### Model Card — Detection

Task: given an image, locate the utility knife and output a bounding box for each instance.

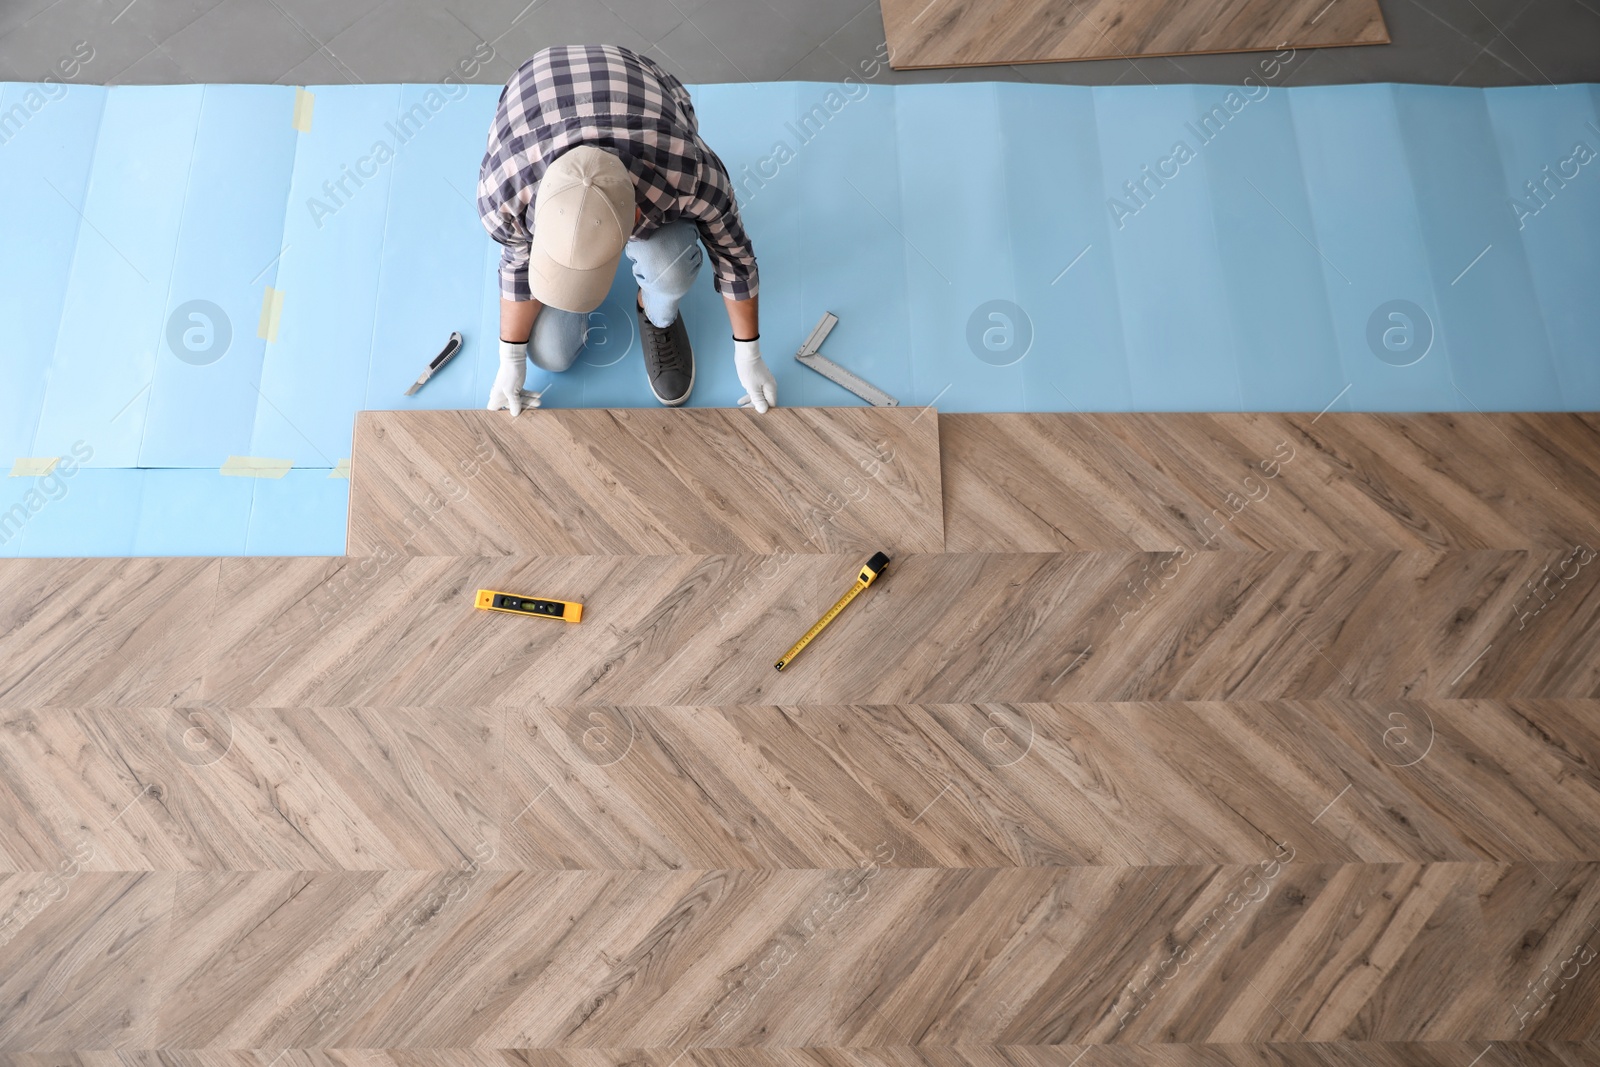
[405,331,463,396]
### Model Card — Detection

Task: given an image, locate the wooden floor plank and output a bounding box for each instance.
[880,0,1388,68]
[0,558,219,707]
[5,1048,1598,1066]
[0,872,174,1050]
[0,708,502,873]
[940,413,1600,552]
[5,700,1597,874]
[500,701,1600,870]
[4,548,1595,708]
[3,865,1587,1049]
[348,408,942,556]
[182,549,1600,707]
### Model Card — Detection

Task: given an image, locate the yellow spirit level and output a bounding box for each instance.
[475,589,583,623]
[775,552,890,671]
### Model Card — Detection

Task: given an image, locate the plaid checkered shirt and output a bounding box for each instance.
[478,44,758,303]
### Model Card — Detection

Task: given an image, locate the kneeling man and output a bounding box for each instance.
[478,44,777,413]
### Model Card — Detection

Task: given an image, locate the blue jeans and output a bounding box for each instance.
[529,220,703,373]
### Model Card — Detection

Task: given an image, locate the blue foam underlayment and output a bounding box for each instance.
[1,79,1597,558]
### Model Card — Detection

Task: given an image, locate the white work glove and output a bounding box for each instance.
[734,337,778,414]
[488,339,543,416]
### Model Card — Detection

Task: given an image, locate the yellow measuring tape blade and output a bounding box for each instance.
[774,552,889,671]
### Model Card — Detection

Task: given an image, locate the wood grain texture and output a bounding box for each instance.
[881,0,1388,68]
[0,558,218,707]
[348,408,942,556]
[3,864,1596,1049]
[4,408,1599,1064]
[500,700,1600,870]
[940,413,1600,552]
[187,548,1600,706]
[0,872,173,1050]
[4,1048,1599,1067]
[3,546,1597,707]
[0,707,501,872]
[2,700,1595,874]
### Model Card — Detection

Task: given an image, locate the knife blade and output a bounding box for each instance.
[405,331,463,396]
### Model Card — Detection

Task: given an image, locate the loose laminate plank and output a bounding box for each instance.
[940,413,1600,552]
[347,407,942,556]
[881,0,1388,68]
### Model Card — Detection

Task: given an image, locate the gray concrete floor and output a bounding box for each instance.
[0,0,1595,89]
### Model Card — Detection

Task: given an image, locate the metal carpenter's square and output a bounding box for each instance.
[794,313,899,407]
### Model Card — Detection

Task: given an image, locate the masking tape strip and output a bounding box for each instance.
[292,88,314,132]
[331,458,351,479]
[9,457,60,477]
[221,456,293,479]
[258,286,285,342]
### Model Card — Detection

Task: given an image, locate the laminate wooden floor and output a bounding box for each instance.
[348,408,943,556]
[879,0,1389,69]
[940,413,1600,552]
[35,547,1597,705]
[2,409,1597,1062]
[3,864,1597,1047]
[2,1051,1598,1067]
[4,701,1598,873]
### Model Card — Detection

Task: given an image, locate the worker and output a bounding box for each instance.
[478,44,777,414]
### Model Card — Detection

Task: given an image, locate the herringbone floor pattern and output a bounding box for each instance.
[2,409,1597,1064]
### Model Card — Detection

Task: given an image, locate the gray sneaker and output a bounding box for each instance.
[639,305,694,406]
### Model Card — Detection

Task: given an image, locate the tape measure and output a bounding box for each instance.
[475,589,583,623]
[775,552,890,671]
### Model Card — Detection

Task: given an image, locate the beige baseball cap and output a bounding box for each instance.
[528,146,636,313]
